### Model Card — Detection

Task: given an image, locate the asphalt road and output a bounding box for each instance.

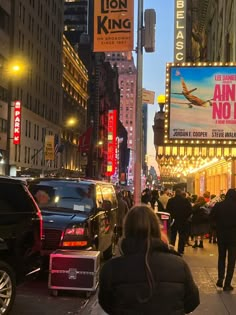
[10,272,91,315]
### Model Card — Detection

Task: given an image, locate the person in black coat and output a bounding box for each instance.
[116,192,129,239]
[98,205,200,315]
[210,188,236,291]
[191,196,210,248]
[166,189,192,255]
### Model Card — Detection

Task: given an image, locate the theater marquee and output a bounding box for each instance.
[165,63,236,144]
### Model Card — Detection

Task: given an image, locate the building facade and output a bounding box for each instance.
[106,52,137,185]
[64,0,90,47]
[0,0,65,176]
[61,35,89,176]
[0,1,10,174]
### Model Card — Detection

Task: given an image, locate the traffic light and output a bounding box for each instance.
[144,9,156,53]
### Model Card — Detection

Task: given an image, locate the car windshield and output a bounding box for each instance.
[29,181,95,213]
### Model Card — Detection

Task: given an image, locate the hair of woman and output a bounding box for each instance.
[123,204,162,302]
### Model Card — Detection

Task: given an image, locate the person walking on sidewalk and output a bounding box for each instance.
[116,191,129,240]
[191,196,210,249]
[158,187,170,210]
[210,188,236,291]
[98,205,200,315]
[166,188,192,255]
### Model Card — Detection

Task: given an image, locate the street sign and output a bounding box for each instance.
[142,89,155,104]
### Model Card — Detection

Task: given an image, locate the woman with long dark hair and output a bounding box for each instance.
[98,205,200,315]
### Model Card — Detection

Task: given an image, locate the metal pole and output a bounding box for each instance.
[5,81,12,176]
[5,0,15,176]
[134,0,144,204]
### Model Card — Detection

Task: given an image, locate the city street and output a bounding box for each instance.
[10,272,90,315]
[9,242,236,315]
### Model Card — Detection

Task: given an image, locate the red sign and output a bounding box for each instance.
[78,127,93,153]
[105,110,117,176]
[13,101,22,144]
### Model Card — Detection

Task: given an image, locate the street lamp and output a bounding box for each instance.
[66,117,78,127]
[157,94,166,112]
[5,61,26,175]
[61,117,80,176]
[133,0,144,204]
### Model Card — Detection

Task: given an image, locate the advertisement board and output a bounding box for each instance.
[167,64,236,141]
[93,0,134,52]
[44,135,55,161]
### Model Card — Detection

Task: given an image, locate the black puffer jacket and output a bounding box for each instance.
[210,189,236,244]
[98,238,200,315]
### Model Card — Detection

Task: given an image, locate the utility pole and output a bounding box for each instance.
[134,0,144,204]
[133,2,156,204]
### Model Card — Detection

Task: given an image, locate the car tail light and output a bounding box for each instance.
[62,225,89,248]
[65,227,86,236]
[62,241,88,247]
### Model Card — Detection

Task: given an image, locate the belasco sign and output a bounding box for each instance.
[174,0,186,62]
[94,0,134,52]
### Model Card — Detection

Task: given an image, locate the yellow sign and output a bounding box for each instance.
[142,89,155,104]
[44,135,55,161]
[93,0,134,52]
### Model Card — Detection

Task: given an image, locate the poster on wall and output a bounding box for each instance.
[168,65,236,140]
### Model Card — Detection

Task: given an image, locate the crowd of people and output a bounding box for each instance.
[97,186,236,314]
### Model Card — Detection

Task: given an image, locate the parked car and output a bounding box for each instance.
[0,176,42,315]
[28,178,118,263]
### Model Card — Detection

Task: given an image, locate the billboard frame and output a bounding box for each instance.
[164,62,236,146]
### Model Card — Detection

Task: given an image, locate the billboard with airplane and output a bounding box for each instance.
[167,64,236,140]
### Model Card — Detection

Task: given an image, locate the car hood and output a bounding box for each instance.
[41,209,88,229]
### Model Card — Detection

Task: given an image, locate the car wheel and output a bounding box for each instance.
[0,261,16,315]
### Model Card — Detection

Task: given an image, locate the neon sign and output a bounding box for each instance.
[13,100,22,144]
[106,109,117,176]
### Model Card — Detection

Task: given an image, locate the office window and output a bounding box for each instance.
[25,120,28,136]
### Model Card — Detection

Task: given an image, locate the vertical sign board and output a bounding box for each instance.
[93,0,134,52]
[44,135,55,161]
[13,101,22,144]
[174,0,186,62]
[106,110,117,176]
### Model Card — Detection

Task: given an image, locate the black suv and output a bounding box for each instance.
[0,176,42,315]
[28,178,118,262]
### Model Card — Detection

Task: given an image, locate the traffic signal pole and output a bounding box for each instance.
[133,0,144,204]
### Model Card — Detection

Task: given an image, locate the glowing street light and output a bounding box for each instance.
[12,65,20,72]
[157,94,166,113]
[66,117,78,127]
[5,58,28,175]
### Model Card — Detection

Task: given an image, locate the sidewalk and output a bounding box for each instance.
[81,241,236,314]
